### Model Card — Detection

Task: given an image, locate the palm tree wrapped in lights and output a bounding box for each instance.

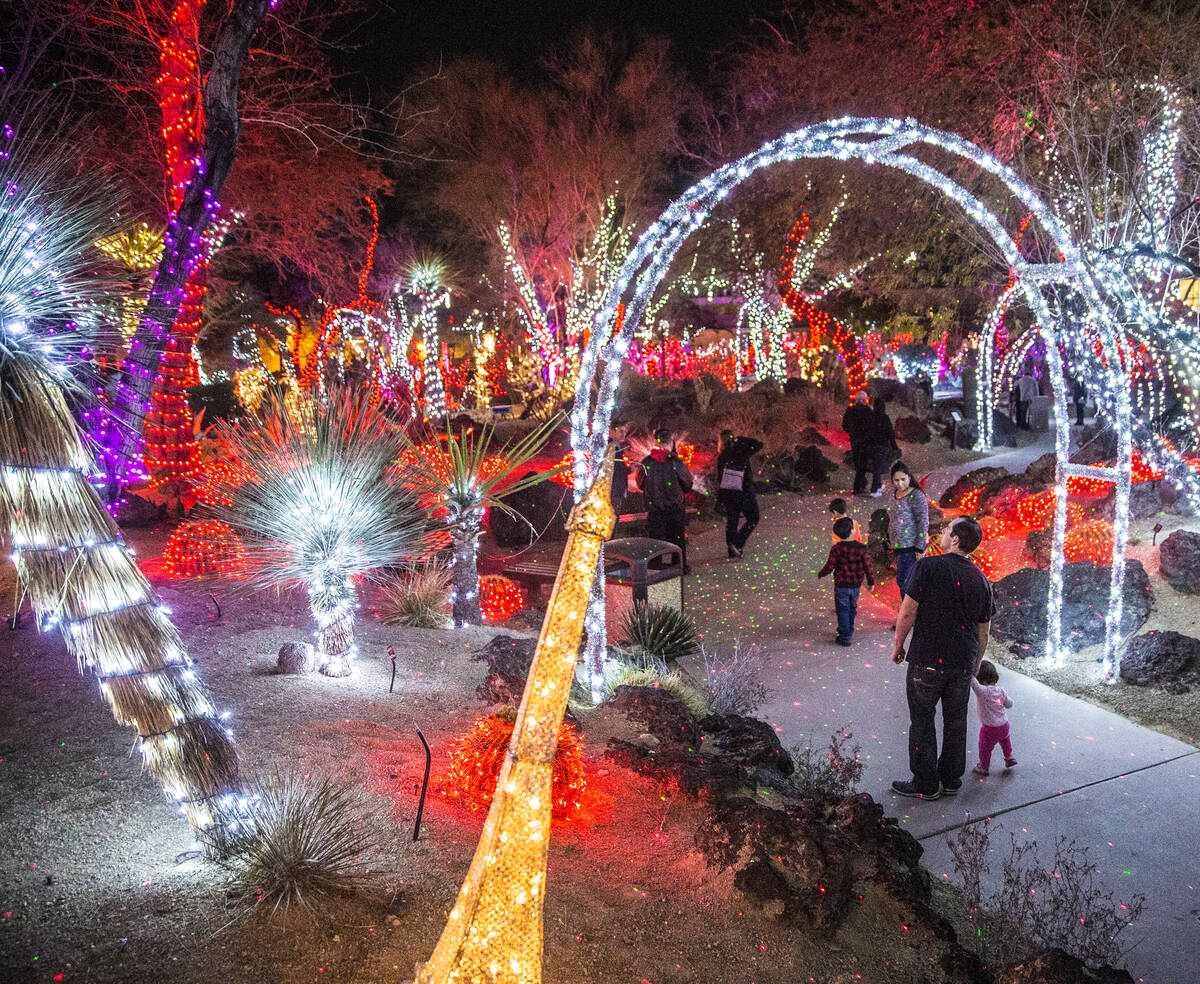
[213,388,431,676]
[0,111,248,854]
[396,417,565,626]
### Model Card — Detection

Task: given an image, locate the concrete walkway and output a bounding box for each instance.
[681,486,1199,984]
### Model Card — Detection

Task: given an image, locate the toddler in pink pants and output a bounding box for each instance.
[971,659,1017,776]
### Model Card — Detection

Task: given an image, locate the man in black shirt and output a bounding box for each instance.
[841,391,875,495]
[890,516,995,799]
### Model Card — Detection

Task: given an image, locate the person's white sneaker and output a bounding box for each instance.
[870,488,884,497]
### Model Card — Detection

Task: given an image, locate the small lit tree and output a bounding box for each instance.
[397,417,565,626]
[213,388,431,676]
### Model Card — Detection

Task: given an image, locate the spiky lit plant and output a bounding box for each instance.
[213,387,431,676]
[0,104,247,854]
[222,772,378,918]
[620,604,700,663]
[378,561,452,629]
[396,416,565,626]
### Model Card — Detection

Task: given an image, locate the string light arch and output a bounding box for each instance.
[570,116,1200,682]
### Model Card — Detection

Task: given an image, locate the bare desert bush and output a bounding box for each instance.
[947,818,1146,967]
[377,562,452,628]
[788,728,864,802]
[698,641,769,716]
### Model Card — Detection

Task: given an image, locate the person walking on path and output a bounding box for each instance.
[890,516,995,800]
[867,397,897,496]
[636,426,694,571]
[827,497,865,545]
[1072,377,1087,427]
[888,461,929,599]
[818,516,875,645]
[609,421,632,517]
[971,659,1017,776]
[717,429,763,559]
[841,391,875,496]
[1015,370,1038,429]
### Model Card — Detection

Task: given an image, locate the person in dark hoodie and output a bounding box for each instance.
[717,429,763,559]
[841,390,875,495]
[636,426,694,571]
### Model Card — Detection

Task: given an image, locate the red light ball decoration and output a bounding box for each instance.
[1064,519,1115,564]
[439,709,586,818]
[479,575,524,622]
[163,520,246,579]
[958,487,981,512]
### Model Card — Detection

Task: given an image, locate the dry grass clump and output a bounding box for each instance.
[378,563,452,628]
[604,651,710,719]
[698,642,769,716]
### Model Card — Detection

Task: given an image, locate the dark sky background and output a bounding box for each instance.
[348,0,775,89]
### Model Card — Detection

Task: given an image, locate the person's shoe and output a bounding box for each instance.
[727,545,742,559]
[870,488,885,497]
[1004,757,1017,769]
[891,779,941,800]
[941,780,962,796]
[835,637,852,647]
[972,764,989,777]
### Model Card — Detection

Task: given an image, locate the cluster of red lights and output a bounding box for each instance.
[163,520,246,579]
[549,444,692,488]
[957,487,981,512]
[627,338,739,389]
[1064,519,1116,564]
[193,460,257,508]
[479,575,525,622]
[439,712,586,818]
[392,442,508,505]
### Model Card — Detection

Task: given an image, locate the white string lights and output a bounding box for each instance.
[568,116,1200,680]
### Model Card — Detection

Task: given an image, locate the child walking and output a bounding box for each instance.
[827,497,865,545]
[818,517,875,646]
[971,660,1017,775]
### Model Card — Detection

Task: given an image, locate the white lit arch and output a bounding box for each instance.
[570,116,1195,681]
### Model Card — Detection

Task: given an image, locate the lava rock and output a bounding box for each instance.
[276,642,318,674]
[487,477,571,547]
[698,712,795,788]
[992,948,1134,984]
[606,685,702,747]
[938,467,1009,509]
[1158,530,1200,594]
[991,561,1153,652]
[977,473,1046,519]
[893,415,932,444]
[116,493,165,529]
[1092,481,1162,522]
[1070,427,1118,465]
[758,446,838,491]
[1023,528,1052,569]
[474,635,537,703]
[1119,630,1200,692]
[794,444,838,483]
[1024,452,1058,485]
[796,425,830,446]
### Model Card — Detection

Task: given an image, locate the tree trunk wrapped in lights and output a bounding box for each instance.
[414,448,614,984]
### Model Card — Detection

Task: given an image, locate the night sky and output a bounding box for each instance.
[351,0,772,87]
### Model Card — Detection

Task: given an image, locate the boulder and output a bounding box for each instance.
[116,493,164,529]
[1023,528,1053,569]
[698,712,795,790]
[795,425,829,446]
[1119,630,1200,693]
[1024,452,1058,485]
[1158,530,1200,594]
[794,444,839,483]
[1092,481,1162,522]
[976,473,1046,520]
[893,415,932,444]
[487,477,571,547]
[991,560,1153,652]
[276,641,318,674]
[938,467,1009,510]
[952,414,979,450]
[474,634,538,703]
[758,446,838,491]
[1070,427,1117,465]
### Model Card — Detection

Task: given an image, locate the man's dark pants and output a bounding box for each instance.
[851,447,871,494]
[723,492,760,551]
[905,662,972,793]
[648,509,687,567]
[1016,399,1029,429]
[869,445,891,493]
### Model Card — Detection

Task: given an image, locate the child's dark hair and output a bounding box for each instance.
[976,659,999,685]
[828,497,847,515]
[832,517,854,540]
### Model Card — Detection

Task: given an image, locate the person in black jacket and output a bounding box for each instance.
[636,427,694,571]
[609,421,631,516]
[867,397,896,496]
[841,391,875,495]
[717,429,763,559]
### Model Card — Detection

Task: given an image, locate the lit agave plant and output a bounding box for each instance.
[0,111,248,854]
[213,388,431,676]
[397,416,565,626]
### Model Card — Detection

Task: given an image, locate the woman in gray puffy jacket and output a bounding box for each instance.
[888,460,928,599]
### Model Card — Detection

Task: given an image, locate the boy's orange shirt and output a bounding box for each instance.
[830,515,865,546]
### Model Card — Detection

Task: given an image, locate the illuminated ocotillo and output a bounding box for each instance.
[414,447,615,984]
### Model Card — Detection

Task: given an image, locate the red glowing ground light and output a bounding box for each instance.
[1065,474,1112,496]
[1015,488,1056,529]
[1064,519,1115,564]
[969,546,1001,580]
[439,711,586,818]
[163,520,246,579]
[479,575,524,622]
[958,487,981,512]
[194,460,257,508]
[1130,449,1164,483]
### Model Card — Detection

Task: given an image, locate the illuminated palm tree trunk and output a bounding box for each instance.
[311,574,357,678]
[0,364,245,855]
[449,505,483,626]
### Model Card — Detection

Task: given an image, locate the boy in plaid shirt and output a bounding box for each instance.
[818,516,875,646]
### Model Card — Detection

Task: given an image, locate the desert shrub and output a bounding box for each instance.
[947,819,1146,966]
[621,603,700,663]
[378,563,451,628]
[698,641,768,716]
[604,650,710,718]
[788,728,864,802]
[222,773,378,918]
[792,386,841,426]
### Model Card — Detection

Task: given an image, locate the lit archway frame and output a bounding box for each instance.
[570,116,1172,679]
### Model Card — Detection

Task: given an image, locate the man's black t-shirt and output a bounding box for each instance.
[905,553,996,675]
